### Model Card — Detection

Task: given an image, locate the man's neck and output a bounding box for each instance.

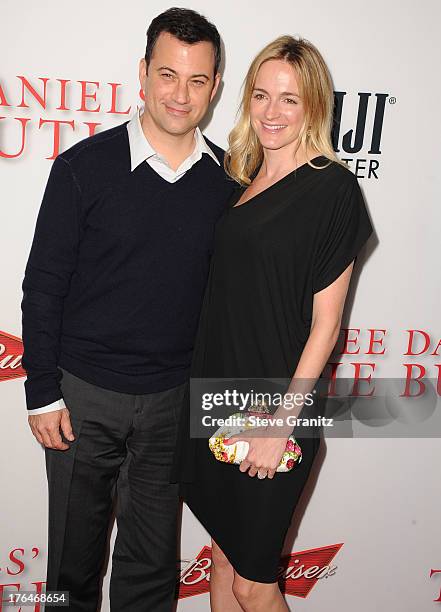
[140,111,197,171]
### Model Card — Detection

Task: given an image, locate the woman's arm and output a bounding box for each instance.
[286,259,355,394]
[226,261,355,479]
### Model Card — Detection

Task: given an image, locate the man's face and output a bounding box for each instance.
[139,32,220,136]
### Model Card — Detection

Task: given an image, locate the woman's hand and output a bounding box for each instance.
[224,427,289,479]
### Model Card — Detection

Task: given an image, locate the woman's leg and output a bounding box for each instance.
[232,572,289,612]
[210,539,243,611]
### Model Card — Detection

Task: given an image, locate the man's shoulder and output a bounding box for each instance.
[201,135,225,166]
[59,121,129,167]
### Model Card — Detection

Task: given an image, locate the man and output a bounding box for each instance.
[22,8,233,610]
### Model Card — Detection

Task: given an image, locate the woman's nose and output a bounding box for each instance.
[264,101,281,121]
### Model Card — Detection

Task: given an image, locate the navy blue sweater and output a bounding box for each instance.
[21,122,235,410]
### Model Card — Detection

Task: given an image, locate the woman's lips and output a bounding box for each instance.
[261,122,287,132]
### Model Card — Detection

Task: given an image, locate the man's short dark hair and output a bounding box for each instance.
[145,7,221,76]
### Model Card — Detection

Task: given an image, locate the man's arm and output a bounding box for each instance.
[22,155,81,448]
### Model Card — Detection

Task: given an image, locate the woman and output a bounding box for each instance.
[171,35,373,611]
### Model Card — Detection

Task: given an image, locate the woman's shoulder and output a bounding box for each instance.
[313,156,358,189]
[224,182,245,208]
[302,158,364,224]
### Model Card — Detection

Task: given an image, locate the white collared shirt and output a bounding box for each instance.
[126,106,220,181]
[28,108,220,415]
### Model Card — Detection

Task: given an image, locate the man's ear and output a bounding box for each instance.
[210,72,222,103]
[139,57,148,90]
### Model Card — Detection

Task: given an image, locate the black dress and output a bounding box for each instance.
[171,156,373,583]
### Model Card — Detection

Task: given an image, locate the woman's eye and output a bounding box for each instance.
[284,98,297,104]
[253,93,265,100]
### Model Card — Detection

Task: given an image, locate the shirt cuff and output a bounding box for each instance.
[27,398,66,415]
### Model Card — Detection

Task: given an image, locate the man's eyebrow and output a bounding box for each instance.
[157,66,210,80]
[253,87,300,97]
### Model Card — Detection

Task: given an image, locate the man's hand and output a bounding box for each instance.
[28,408,75,450]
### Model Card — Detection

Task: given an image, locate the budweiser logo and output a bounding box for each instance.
[177,543,342,599]
[0,331,26,382]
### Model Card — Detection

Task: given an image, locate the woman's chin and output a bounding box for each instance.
[260,139,289,152]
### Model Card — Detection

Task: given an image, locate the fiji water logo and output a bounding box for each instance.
[332,91,395,179]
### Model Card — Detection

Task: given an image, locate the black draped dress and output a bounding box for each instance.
[171,156,373,583]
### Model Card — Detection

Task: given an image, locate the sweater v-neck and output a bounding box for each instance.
[137,155,204,190]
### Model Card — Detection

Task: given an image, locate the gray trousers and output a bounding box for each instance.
[44,367,186,611]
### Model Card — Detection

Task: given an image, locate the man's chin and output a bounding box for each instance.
[162,122,198,137]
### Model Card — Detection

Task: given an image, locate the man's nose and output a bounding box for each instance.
[173,80,190,105]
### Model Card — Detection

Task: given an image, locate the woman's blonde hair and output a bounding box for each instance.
[225,35,343,185]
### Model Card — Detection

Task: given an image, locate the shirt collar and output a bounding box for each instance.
[126,106,220,172]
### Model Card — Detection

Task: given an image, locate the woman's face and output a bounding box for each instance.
[250,59,306,153]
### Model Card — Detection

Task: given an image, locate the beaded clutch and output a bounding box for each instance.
[208,401,302,472]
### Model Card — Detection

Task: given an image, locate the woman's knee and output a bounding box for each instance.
[232,573,262,606]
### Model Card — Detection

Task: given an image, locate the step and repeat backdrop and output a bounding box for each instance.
[1,1,440,610]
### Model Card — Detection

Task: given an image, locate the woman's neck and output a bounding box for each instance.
[258,143,319,182]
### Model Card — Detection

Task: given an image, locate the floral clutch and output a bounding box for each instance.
[208,402,302,472]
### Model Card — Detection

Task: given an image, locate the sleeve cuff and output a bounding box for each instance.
[27,398,66,415]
